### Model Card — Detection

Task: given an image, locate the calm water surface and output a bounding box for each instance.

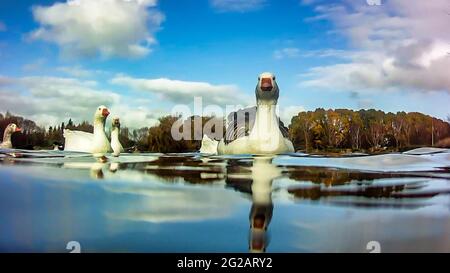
[0,148,449,252]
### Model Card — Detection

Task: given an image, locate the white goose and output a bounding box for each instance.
[201,72,294,155]
[0,123,21,149]
[63,105,111,155]
[111,117,124,157]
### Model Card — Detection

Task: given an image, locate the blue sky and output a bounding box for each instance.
[0,0,449,128]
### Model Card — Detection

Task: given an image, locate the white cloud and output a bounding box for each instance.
[0,76,13,85]
[210,0,266,12]
[300,0,450,93]
[273,47,300,60]
[280,105,306,125]
[111,75,249,105]
[0,75,159,129]
[0,73,251,129]
[299,48,354,59]
[106,186,241,223]
[29,0,164,59]
[57,66,106,78]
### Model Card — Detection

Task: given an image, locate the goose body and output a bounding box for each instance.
[0,123,21,149]
[64,106,111,155]
[111,117,124,157]
[201,72,294,155]
[199,134,219,154]
[217,104,293,154]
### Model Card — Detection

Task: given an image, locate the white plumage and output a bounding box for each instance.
[200,72,294,155]
[0,123,21,149]
[111,117,124,157]
[199,134,219,154]
[63,105,111,156]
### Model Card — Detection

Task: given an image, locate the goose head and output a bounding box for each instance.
[255,72,279,104]
[94,105,110,122]
[112,117,121,130]
[3,123,21,137]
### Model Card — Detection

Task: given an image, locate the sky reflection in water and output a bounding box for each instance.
[0,149,449,253]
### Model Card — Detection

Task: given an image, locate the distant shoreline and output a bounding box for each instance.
[2,108,450,152]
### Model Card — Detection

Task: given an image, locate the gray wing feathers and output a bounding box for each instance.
[225,107,256,144]
[224,106,289,144]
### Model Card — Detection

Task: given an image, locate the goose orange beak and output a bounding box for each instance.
[261,78,273,91]
[15,127,22,132]
[252,214,266,229]
[102,108,110,117]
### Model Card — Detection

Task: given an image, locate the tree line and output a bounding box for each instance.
[1,109,449,152]
[289,109,450,152]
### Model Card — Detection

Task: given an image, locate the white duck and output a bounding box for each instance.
[0,123,21,149]
[111,117,124,157]
[201,72,294,154]
[63,105,111,155]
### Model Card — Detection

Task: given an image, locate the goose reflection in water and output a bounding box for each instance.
[90,162,105,179]
[248,157,280,253]
[225,156,280,253]
[61,157,112,180]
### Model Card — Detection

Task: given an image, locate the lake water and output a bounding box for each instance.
[0,148,449,253]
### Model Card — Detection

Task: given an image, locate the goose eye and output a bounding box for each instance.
[258,77,260,80]
[272,77,275,80]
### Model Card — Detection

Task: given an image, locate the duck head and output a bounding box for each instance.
[255,72,279,105]
[94,105,110,121]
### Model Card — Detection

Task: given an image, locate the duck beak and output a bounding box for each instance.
[260,78,273,92]
[102,109,110,117]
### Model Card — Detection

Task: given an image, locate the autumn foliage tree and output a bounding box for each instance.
[289,109,450,152]
[146,115,223,152]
